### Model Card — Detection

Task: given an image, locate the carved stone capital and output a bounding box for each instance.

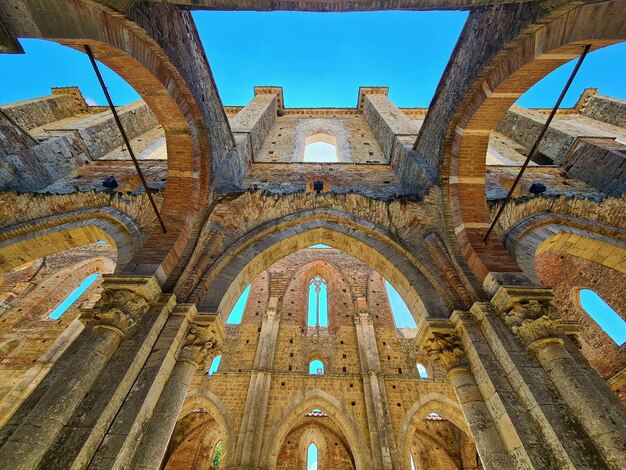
[178,325,217,368]
[424,331,467,372]
[491,287,563,349]
[92,289,151,338]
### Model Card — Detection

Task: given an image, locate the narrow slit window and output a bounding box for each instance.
[208,355,222,376]
[307,442,318,470]
[307,276,328,327]
[309,360,324,375]
[48,273,99,320]
[579,289,626,346]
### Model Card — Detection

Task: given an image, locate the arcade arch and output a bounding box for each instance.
[443,0,626,286]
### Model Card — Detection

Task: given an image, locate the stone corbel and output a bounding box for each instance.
[85,276,162,338]
[491,287,563,349]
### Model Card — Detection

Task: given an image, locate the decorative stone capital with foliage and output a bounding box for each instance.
[424,330,467,372]
[178,325,217,368]
[491,287,563,349]
[82,276,161,338]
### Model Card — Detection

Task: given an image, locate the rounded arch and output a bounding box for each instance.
[190,210,457,325]
[399,392,470,470]
[503,213,626,284]
[4,0,212,281]
[260,389,371,470]
[176,390,234,467]
[444,0,626,286]
[292,119,352,162]
[0,208,142,273]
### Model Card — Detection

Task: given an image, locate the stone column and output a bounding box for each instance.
[234,297,280,469]
[422,325,514,469]
[0,276,160,470]
[492,287,626,470]
[353,300,399,470]
[133,321,218,469]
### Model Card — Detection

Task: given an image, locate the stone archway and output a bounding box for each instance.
[435,0,626,289]
[0,208,142,273]
[260,389,371,470]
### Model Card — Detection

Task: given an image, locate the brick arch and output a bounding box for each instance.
[503,213,626,284]
[191,212,455,325]
[400,393,470,469]
[444,0,626,287]
[174,390,234,466]
[6,0,212,281]
[260,389,371,470]
[0,208,142,273]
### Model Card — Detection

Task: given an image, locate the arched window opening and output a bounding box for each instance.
[416,363,428,378]
[226,284,251,324]
[309,360,324,375]
[307,442,318,470]
[48,273,99,320]
[211,440,223,469]
[208,355,222,376]
[384,281,417,329]
[304,133,337,162]
[579,289,626,346]
[307,276,328,327]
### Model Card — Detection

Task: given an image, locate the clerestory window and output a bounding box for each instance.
[307,276,328,327]
[208,355,222,376]
[309,360,325,375]
[303,133,337,162]
[307,442,318,470]
[578,289,626,346]
[416,363,428,378]
[48,273,99,320]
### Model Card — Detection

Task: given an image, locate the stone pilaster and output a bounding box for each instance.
[234,297,281,468]
[0,276,161,470]
[353,300,398,469]
[421,321,514,469]
[492,286,626,470]
[133,315,219,469]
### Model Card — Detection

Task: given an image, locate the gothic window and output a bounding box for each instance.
[303,133,337,162]
[309,360,324,375]
[48,273,99,320]
[416,363,428,378]
[226,284,251,324]
[307,442,318,470]
[384,281,417,329]
[307,276,328,327]
[208,355,222,376]
[578,289,626,346]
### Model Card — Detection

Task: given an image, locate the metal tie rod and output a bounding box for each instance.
[484,43,591,242]
[84,44,167,234]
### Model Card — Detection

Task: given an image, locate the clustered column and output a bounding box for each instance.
[422,325,514,468]
[133,322,218,469]
[0,276,161,469]
[492,287,626,470]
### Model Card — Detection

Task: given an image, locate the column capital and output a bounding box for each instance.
[490,286,562,348]
[421,321,468,372]
[88,276,162,338]
[177,324,217,368]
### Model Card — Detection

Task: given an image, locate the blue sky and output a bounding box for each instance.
[48,273,99,320]
[1,11,624,108]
